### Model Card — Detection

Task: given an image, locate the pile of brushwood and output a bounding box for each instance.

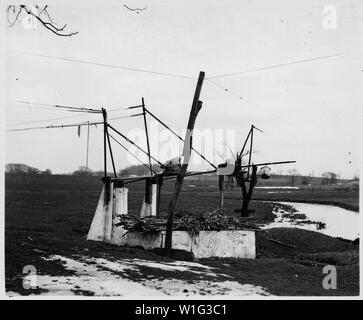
[115,209,260,237]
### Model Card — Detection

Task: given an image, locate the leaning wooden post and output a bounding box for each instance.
[247,125,254,179]
[164,71,205,256]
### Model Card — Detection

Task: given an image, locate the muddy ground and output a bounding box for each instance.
[5,175,359,296]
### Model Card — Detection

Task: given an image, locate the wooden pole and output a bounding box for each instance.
[107,124,163,166]
[219,175,224,214]
[241,164,257,217]
[239,127,252,158]
[144,107,217,169]
[102,108,107,179]
[142,97,153,175]
[105,125,117,178]
[247,125,254,178]
[164,71,205,256]
[85,121,90,170]
[156,174,163,218]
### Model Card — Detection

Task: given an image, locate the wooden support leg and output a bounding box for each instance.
[156,175,163,218]
[141,178,153,217]
[219,175,224,214]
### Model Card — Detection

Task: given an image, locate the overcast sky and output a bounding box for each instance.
[3,0,363,178]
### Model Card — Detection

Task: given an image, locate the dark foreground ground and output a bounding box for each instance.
[5,175,359,296]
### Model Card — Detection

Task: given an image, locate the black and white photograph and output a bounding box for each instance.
[1,0,362,303]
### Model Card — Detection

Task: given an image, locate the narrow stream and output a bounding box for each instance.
[262,202,359,241]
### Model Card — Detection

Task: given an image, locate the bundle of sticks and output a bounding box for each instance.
[115,209,261,236]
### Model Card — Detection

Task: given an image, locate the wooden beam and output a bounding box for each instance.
[239,126,252,158]
[142,97,153,175]
[156,174,163,218]
[164,71,205,256]
[102,108,107,179]
[105,125,117,178]
[247,125,254,178]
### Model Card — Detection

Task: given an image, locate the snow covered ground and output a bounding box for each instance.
[8,254,271,297]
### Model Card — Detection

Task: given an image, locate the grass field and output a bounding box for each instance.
[5,174,359,296]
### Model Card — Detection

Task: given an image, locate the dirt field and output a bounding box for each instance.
[5,174,359,296]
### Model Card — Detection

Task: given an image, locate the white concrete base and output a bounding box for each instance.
[87,183,114,242]
[111,230,256,259]
[87,183,128,243]
[88,183,256,259]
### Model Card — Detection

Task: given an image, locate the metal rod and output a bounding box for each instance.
[107,123,163,165]
[142,98,153,175]
[240,160,296,168]
[112,176,150,185]
[105,125,117,178]
[110,169,216,184]
[163,169,216,180]
[144,107,217,169]
[8,120,103,132]
[109,134,156,174]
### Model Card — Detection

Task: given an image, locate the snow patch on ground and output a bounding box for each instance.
[255,186,300,189]
[128,259,220,277]
[267,191,292,194]
[142,279,270,297]
[31,255,270,297]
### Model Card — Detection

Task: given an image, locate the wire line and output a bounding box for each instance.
[7,120,103,132]
[109,133,156,174]
[9,50,196,80]
[207,52,347,79]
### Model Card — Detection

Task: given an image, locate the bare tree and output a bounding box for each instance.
[321,171,339,185]
[119,164,161,177]
[6,5,78,37]
[5,163,40,175]
[231,151,259,217]
[236,164,258,217]
[73,166,92,176]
